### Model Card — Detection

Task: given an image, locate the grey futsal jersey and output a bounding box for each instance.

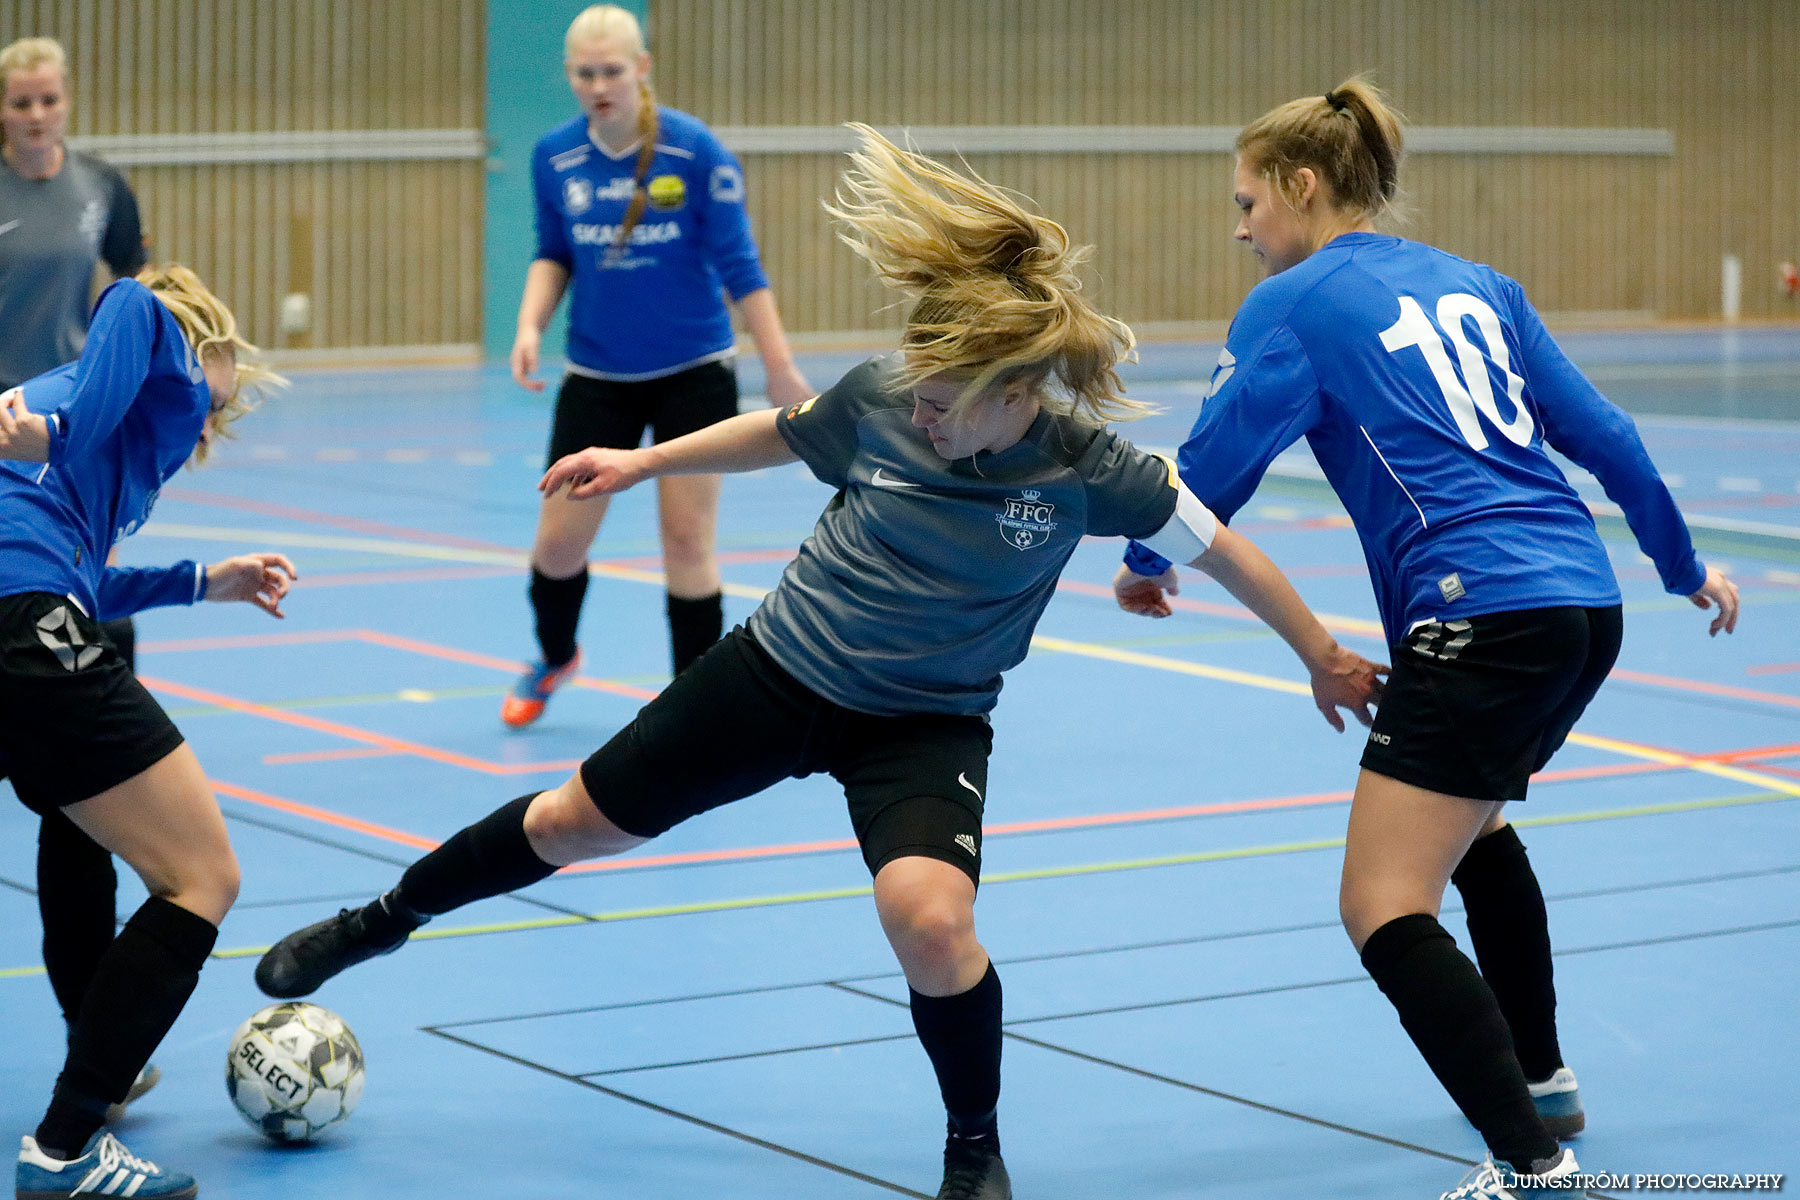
[750,356,1179,717]
[0,149,146,389]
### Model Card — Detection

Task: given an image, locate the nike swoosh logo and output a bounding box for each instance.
[957,772,982,802]
[0,220,20,236]
[870,468,920,489]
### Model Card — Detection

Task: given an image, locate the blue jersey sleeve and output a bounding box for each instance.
[1506,280,1705,596]
[1123,318,1322,576]
[693,131,769,302]
[44,280,159,467]
[98,562,206,620]
[532,142,574,269]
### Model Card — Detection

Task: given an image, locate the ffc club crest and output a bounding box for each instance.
[995,488,1058,551]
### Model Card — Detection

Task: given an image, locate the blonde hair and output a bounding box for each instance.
[0,35,66,89]
[825,124,1143,424]
[565,5,658,252]
[1237,75,1405,222]
[136,264,286,465]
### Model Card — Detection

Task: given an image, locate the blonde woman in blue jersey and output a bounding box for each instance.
[503,4,811,726]
[257,124,1382,1200]
[1116,78,1738,1200]
[3,265,289,1200]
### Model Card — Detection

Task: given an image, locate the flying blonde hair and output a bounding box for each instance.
[825,123,1144,424]
[136,264,286,465]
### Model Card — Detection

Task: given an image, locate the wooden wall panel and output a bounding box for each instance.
[653,0,1799,332]
[1,0,484,352]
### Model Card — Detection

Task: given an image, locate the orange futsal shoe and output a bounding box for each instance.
[500,652,581,728]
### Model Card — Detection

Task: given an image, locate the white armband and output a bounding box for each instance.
[1138,481,1218,567]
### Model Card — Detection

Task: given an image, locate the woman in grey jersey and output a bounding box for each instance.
[255,126,1383,1200]
[0,33,161,1122]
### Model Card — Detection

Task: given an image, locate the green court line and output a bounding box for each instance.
[7,785,1783,980]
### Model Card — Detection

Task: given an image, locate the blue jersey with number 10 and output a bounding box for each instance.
[1127,232,1703,646]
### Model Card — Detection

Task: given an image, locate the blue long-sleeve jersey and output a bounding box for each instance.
[1126,233,1704,646]
[1,278,212,619]
[532,108,770,380]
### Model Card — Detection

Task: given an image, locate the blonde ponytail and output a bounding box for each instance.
[825,124,1145,424]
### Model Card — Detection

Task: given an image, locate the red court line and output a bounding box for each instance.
[1747,662,1800,677]
[212,780,439,852]
[351,629,660,701]
[142,675,515,774]
[1704,740,1800,763]
[300,566,520,588]
[262,747,402,766]
[161,487,518,554]
[139,630,360,654]
[1609,668,1800,711]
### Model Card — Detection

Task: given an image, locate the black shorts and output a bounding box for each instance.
[1360,605,1623,803]
[0,593,185,813]
[546,360,739,465]
[579,627,994,886]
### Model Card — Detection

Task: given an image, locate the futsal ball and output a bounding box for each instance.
[225,1002,365,1143]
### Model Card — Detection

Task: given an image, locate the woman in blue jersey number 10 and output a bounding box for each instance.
[254,125,1382,1200]
[1117,78,1739,1200]
[2,265,291,1200]
[503,4,812,727]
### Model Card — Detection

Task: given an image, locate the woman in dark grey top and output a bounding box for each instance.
[254,126,1384,1200]
[0,32,158,1124]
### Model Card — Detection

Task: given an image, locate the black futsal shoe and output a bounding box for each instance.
[254,904,411,998]
[936,1135,1012,1200]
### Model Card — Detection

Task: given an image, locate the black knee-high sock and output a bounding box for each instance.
[100,617,136,672]
[1452,825,1564,1082]
[381,796,559,934]
[1361,914,1557,1173]
[666,591,722,676]
[530,566,589,668]
[910,962,1002,1144]
[36,897,217,1157]
[37,810,119,1028]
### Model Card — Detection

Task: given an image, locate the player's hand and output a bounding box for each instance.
[0,387,50,462]
[510,329,545,393]
[540,447,645,500]
[1309,643,1387,732]
[1689,565,1740,636]
[1114,563,1178,618]
[206,553,298,618]
[764,365,814,411]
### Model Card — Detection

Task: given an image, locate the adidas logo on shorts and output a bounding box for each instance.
[954,834,978,858]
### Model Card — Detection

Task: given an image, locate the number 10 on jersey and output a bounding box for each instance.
[1380,293,1535,452]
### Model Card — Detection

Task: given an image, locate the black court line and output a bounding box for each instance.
[427,858,1800,1030]
[578,1032,919,1079]
[0,873,36,898]
[420,1025,929,1198]
[231,891,396,911]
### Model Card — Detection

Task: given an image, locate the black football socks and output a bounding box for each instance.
[667,590,723,675]
[910,961,1003,1147]
[36,808,119,1028]
[379,795,559,932]
[36,897,217,1158]
[1360,913,1558,1173]
[1453,824,1564,1082]
[530,565,589,668]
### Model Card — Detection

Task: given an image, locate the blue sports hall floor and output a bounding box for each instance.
[4,329,1798,1198]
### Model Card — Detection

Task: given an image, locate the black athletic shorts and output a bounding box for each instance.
[0,592,185,813]
[1360,605,1624,803]
[579,626,994,886]
[546,360,739,466]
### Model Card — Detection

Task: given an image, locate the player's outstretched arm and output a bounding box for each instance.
[205,553,298,618]
[1190,524,1387,730]
[540,407,801,500]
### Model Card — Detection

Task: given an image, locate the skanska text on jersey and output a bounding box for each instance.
[571,220,682,247]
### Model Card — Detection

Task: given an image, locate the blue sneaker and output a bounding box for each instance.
[1527,1067,1585,1139]
[501,652,581,728]
[17,1132,197,1200]
[1440,1149,1579,1199]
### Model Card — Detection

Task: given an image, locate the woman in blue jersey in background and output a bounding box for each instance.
[1115,79,1738,1200]
[503,4,812,727]
[2,265,289,1200]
